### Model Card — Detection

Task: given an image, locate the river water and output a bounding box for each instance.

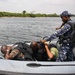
[0,17,75,45]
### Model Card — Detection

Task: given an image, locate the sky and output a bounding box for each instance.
[0,0,75,14]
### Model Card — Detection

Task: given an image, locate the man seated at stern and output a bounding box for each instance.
[0,42,34,61]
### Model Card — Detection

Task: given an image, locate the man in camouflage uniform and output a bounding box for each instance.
[41,11,75,61]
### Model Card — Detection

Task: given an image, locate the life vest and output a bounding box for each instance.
[67,21,75,45]
[58,20,75,45]
[12,42,33,61]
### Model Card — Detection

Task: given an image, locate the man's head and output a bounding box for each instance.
[1,45,8,54]
[60,11,71,23]
[1,45,12,54]
[30,41,39,51]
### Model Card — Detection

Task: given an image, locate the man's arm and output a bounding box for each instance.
[46,24,71,41]
[5,50,20,59]
[45,44,54,59]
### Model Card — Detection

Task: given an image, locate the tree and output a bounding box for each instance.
[23,10,26,14]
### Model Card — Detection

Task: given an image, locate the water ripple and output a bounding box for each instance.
[0,17,75,45]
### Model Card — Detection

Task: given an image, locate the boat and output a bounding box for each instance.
[0,42,75,75]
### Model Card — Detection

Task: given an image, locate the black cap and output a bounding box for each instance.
[60,11,72,17]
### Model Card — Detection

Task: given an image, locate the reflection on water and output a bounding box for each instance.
[0,17,75,45]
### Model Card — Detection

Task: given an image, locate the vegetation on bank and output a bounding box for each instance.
[0,11,59,17]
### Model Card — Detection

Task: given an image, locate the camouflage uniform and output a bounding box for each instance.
[46,20,75,61]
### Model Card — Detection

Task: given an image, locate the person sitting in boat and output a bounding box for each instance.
[0,45,12,59]
[30,41,58,61]
[40,40,59,61]
[3,42,34,61]
[30,41,48,61]
[40,11,75,61]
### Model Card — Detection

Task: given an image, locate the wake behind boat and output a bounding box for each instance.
[0,42,75,75]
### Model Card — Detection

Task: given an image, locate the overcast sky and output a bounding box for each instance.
[0,0,75,14]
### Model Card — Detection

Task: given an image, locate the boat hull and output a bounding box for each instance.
[0,59,75,75]
[0,43,75,75]
[0,71,75,75]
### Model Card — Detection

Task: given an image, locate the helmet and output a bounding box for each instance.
[60,11,71,17]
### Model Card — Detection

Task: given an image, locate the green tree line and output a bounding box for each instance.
[0,11,60,17]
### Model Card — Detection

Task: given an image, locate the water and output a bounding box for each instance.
[0,17,75,45]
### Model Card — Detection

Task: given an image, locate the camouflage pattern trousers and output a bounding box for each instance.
[57,43,74,61]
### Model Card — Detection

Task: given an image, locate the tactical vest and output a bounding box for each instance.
[12,42,33,61]
[67,21,75,44]
[59,20,75,45]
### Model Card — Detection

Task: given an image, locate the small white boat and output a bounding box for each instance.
[0,42,75,75]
